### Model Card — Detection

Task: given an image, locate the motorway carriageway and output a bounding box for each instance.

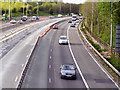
[0,17,69,59]
[21,20,119,89]
[0,17,49,39]
[0,17,70,88]
[0,16,49,30]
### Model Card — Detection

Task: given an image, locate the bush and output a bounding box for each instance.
[88,39,101,52]
[107,54,120,72]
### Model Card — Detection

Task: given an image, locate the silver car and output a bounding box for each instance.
[59,35,68,45]
[60,64,77,79]
[18,20,23,24]
[10,20,16,24]
[70,23,75,27]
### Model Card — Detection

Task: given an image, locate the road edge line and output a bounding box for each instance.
[67,25,90,89]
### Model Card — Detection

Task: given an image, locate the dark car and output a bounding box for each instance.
[68,20,72,23]
[60,64,77,79]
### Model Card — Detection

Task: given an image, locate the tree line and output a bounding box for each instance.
[1,1,80,16]
[80,1,120,47]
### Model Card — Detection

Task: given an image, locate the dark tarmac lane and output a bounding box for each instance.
[22,20,119,89]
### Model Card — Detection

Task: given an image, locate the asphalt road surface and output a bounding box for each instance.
[0,17,70,88]
[21,21,119,89]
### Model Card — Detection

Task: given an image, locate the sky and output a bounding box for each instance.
[63,0,86,4]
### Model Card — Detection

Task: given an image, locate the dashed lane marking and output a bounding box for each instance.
[49,78,52,83]
[50,56,52,59]
[49,65,51,69]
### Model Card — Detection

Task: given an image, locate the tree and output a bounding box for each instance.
[49,8,53,15]
[33,7,37,14]
[19,7,23,13]
[2,9,5,14]
[12,8,16,13]
[39,6,44,11]
[6,9,8,14]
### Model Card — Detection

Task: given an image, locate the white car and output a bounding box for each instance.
[10,20,16,24]
[72,18,76,21]
[31,16,36,21]
[59,35,68,45]
[17,20,23,24]
[58,14,63,17]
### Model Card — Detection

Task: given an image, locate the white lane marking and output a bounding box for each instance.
[49,65,51,69]
[15,76,18,82]
[51,49,53,52]
[77,30,120,89]
[67,26,90,89]
[22,64,24,67]
[50,56,52,59]
[49,78,52,83]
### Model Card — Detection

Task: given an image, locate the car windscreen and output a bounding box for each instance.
[60,37,67,40]
[62,65,74,70]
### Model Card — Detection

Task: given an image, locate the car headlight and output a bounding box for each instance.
[61,72,66,75]
[59,40,62,43]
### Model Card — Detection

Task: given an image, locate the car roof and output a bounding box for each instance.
[60,35,67,38]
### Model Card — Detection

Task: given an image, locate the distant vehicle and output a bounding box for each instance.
[72,18,76,21]
[58,14,63,17]
[72,15,77,21]
[32,16,36,21]
[59,35,68,45]
[10,20,16,24]
[60,64,77,79]
[22,16,27,21]
[17,20,23,24]
[54,15,58,18]
[75,20,79,23]
[76,18,79,20]
[80,16,83,19]
[79,13,82,16]
[68,20,72,23]
[53,24,58,29]
[36,17,39,20]
[49,16,53,19]
[70,23,75,27]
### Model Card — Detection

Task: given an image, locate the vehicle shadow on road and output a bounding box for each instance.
[70,43,83,46]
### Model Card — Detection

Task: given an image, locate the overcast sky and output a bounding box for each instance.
[63,0,86,4]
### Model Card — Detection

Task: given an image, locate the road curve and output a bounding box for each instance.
[22,20,119,89]
[22,21,86,88]
[68,23,119,89]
